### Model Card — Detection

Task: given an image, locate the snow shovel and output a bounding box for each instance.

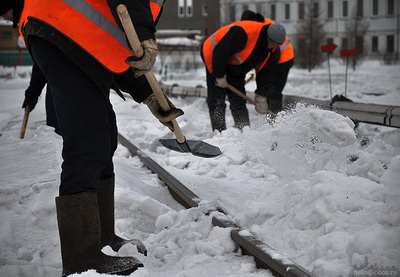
[19,106,30,139]
[226,84,277,117]
[117,5,221,158]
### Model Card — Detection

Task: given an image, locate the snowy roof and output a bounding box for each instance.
[157,29,201,36]
[0,17,13,26]
[157,37,200,47]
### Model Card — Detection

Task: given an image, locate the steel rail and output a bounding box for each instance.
[118,133,315,277]
[162,84,400,129]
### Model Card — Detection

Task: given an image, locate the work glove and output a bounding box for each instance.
[144,92,184,131]
[126,39,158,78]
[22,94,39,112]
[215,75,228,88]
[254,94,269,114]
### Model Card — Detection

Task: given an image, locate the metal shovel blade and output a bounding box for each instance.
[159,139,222,158]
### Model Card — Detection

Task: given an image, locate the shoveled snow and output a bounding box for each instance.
[1,59,399,276]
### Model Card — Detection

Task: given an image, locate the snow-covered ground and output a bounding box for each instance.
[1,59,399,277]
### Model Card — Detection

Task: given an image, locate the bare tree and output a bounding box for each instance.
[344,2,369,70]
[294,1,327,72]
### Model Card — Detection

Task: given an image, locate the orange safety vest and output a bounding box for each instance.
[20,0,163,73]
[278,36,294,64]
[18,0,31,38]
[150,0,164,22]
[261,17,294,65]
[262,18,275,25]
[202,21,271,74]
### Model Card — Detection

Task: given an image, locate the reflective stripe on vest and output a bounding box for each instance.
[203,21,267,74]
[23,0,159,73]
[62,0,130,50]
[278,36,294,64]
[262,17,294,65]
[255,38,293,72]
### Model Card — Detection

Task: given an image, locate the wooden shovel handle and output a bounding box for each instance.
[117,4,185,143]
[227,84,277,117]
[227,84,256,105]
[19,106,30,139]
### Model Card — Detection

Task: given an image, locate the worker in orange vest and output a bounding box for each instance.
[241,10,295,116]
[1,0,183,276]
[201,18,288,132]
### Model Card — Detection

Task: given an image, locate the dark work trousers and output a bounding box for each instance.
[45,87,61,136]
[205,70,247,113]
[28,36,116,196]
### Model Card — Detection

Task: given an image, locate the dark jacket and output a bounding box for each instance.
[239,10,294,99]
[201,24,279,80]
[24,63,46,107]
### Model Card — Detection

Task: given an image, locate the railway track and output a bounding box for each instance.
[118,133,315,277]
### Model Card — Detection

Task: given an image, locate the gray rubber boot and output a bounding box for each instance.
[97,177,147,255]
[232,109,250,130]
[56,192,143,276]
[209,109,227,132]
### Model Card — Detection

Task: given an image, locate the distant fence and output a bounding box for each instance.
[162,84,400,129]
[0,51,34,66]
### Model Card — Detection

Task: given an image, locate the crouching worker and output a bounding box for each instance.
[1,0,183,276]
[201,19,289,132]
[241,10,295,116]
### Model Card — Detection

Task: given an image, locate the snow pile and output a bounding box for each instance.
[1,60,400,276]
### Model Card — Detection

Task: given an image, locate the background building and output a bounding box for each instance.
[1,0,399,66]
[0,20,32,66]
[219,0,399,60]
[156,0,220,39]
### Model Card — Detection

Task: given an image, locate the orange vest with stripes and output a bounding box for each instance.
[20,0,163,73]
[203,21,272,74]
[261,17,294,64]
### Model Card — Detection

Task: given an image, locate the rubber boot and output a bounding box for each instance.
[56,192,143,277]
[97,177,147,255]
[232,109,250,130]
[268,99,282,114]
[209,109,226,132]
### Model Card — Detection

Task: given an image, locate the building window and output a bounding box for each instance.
[313,2,319,18]
[202,4,208,16]
[229,5,236,22]
[372,0,379,16]
[343,1,348,17]
[356,36,364,53]
[256,3,262,14]
[387,0,394,15]
[342,37,348,49]
[327,37,334,44]
[271,4,276,20]
[328,1,334,18]
[243,4,249,12]
[387,35,394,52]
[372,36,379,52]
[0,31,12,40]
[298,2,305,20]
[260,3,268,16]
[186,0,193,17]
[178,0,184,17]
[357,0,363,16]
[285,3,290,20]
